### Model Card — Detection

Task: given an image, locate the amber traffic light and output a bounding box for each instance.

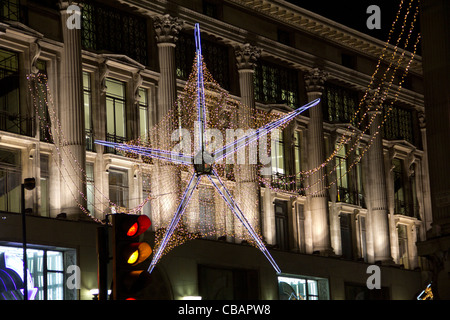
[112,214,152,300]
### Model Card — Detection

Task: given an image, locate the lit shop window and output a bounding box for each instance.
[278,275,329,300]
[0,245,75,300]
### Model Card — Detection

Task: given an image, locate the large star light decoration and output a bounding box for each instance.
[95,24,320,274]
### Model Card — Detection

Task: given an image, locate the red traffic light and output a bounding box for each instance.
[112,214,153,300]
[124,215,151,238]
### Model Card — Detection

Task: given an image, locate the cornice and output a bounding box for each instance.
[226,0,422,75]
[107,1,424,107]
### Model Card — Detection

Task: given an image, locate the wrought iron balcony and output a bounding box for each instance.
[0,110,35,137]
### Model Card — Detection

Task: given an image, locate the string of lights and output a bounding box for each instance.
[26,0,421,258]
[261,0,421,193]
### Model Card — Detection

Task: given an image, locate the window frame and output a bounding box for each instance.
[108,167,129,210]
[105,78,127,151]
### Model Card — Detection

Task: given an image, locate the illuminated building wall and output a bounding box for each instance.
[0,0,430,299]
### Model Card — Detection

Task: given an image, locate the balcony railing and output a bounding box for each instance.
[271,173,306,196]
[0,110,35,137]
[86,129,95,152]
[336,187,366,208]
[105,133,127,155]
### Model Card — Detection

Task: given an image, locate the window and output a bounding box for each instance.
[340,213,354,259]
[322,82,359,125]
[0,48,33,136]
[278,275,329,300]
[83,72,94,151]
[138,87,149,140]
[409,164,419,218]
[142,174,151,218]
[393,158,407,215]
[393,158,417,217]
[81,0,148,65]
[355,148,365,207]
[86,163,94,215]
[271,130,285,176]
[274,200,289,250]
[296,203,306,253]
[105,78,126,153]
[109,168,128,210]
[0,0,20,21]
[0,148,21,213]
[254,60,299,108]
[199,265,259,299]
[397,224,409,269]
[175,32,230,90]
[293,131,305,194]
[336,144,349,203]
[359,216,367,261]
[335,144,365,207]
[40,154,49,217]
[0,245,74,300]
[383,104,415,145]
[36,60,51,143]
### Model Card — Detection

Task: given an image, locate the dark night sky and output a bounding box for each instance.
[284,0,421,52]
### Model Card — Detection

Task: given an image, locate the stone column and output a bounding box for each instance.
[365,92,392,263]
[417,0,450,299]
[418,112,433,232]
[234,44,261,242]
[58,1,86,219]
[154,14,183,126]
[152,15,183,229]
[304,68,332,254]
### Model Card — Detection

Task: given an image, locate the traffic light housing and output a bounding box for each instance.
[112,214,152,300]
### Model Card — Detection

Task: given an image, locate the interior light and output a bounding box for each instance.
[182,296,202,300]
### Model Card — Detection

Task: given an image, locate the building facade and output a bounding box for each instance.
[0,0,432,300]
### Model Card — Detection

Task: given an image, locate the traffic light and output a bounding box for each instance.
[112,213,152,300]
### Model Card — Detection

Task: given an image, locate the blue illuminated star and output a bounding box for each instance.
[96,23,320,274]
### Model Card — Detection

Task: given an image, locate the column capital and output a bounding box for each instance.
[418,111,426,129]
[364,89,383,114]
[153,14,184,44]
[304,68,328,94]
[58,0,81,11]
[235,43,261,71]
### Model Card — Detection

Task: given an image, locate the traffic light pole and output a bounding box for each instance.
[96,216,110,301]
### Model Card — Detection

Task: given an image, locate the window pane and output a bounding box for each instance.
[115,100,125,138]
[139,87,147,105]
[308,280,318,297]
[139,88,149,139]
[40,178,49,216]
[106,79,125,98]
[106,98,115,135]
[0,148,21,213]
[86,163,95,215]
[47,272,63,300]
[47,251,63,271]
[109,169,129,209]
[83,72,91,131]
